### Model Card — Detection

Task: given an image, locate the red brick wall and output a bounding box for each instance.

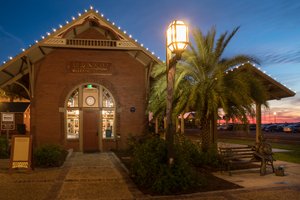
[32,47,147,151]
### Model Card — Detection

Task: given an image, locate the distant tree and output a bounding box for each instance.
[0,84,29,102]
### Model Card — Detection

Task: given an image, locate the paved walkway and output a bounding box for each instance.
[53,152,139,200]
[1,152,300,200]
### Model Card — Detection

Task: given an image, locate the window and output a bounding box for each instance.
[67,89,79,107]
[102,88,114,107]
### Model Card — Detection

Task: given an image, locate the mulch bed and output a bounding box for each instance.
[113,151,257,195]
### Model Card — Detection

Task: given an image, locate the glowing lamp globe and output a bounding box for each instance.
[167,20,189,53]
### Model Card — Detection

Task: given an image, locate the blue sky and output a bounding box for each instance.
[0,0,299,122]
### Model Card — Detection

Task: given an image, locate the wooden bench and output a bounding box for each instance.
[219,144,275,176]
[219,145,257,175]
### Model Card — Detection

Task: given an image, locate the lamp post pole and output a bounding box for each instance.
[165,20,188,164]
[165,52,180,164]
[273,112,277,123]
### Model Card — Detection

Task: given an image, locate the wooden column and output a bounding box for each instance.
[175,116,179,133]
[164,117,167,130]
[180,113,184,134]
[256,103,262,143]
[155,118,159,134]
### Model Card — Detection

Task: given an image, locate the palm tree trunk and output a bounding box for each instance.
[201,118,211,152]
[210,113,218,151]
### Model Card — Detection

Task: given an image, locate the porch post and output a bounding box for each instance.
[180,113,184,134]
[175,116,179,133]
[255,103,262,143]
[155,117,159,134]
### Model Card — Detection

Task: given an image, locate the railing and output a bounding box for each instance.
[43,38,137,48]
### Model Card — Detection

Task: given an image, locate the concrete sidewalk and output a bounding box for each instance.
[213,160,300,188]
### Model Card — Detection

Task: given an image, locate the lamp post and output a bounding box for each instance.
[165,20,188,164]
[273,112,277,123]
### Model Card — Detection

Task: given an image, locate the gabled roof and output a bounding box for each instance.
[0,8,162,89]
[233,63,296,100]
[0,102,30,113]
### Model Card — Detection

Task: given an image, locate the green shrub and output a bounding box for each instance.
[174,135,220,168]
[33,144,67,167]
[130,136,204,194]
[0,136,9,158]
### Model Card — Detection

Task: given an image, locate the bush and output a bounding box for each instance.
[0,136,9,158]
[33,144,68,167]
[130,136,204,194]
[175,135,220,168]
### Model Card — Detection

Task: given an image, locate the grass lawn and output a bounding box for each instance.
[219,138,300,164]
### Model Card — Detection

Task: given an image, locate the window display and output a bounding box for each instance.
[102,110,115,138]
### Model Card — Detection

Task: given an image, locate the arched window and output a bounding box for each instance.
[65,84,116,140]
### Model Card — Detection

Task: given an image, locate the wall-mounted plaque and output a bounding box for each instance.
[1,113,15,130]
[9,135,33,171]
[67,61,112,74]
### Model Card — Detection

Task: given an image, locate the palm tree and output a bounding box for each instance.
[178,27,268,151]
[149,27,268,152]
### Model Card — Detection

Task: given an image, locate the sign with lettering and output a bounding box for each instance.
[67,61,112,74]
[1,113,15,130]
[10,135,33,171]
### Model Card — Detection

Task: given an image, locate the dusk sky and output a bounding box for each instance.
[0,0,299,123]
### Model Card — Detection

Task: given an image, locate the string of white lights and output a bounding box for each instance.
[0,6,295,93]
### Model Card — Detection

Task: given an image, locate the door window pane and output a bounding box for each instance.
[67,109,80,139]
[102,110,114,138]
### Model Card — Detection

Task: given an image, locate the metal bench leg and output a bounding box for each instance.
[260,158,266,176]
[270,160,275,172]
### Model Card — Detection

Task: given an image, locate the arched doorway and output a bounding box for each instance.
[65,83,116,152]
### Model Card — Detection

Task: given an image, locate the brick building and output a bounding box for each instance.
[0,9,295,152]
[0,10,160,152]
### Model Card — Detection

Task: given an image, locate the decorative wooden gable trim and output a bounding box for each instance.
[41,11,139,50]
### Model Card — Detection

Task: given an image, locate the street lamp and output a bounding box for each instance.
[165,20,189,164]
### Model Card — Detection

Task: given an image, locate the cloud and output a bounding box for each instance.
[0,26,25,47]
[258,48,300,65]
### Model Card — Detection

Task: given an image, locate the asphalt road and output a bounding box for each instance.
[185,129,300,145]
